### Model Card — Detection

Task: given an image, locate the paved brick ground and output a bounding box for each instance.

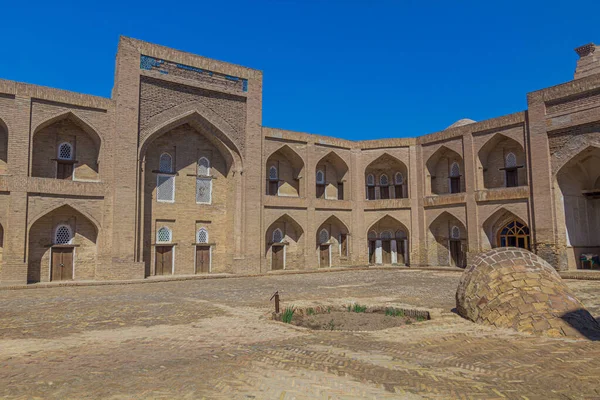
[1,269,599,399]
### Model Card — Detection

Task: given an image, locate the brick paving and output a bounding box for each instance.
[1,269,600,399]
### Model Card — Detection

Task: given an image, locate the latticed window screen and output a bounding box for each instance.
[196,178,212,204]
[157,175,175,202]
[198,157,210,176]
[272,228,283,243]
[367,174,375,186]
[159,153,172,173]
[319,229,329,244]
[450,162,461,177]
[380,174,389,186]
[395,172,403,185]
[157,227,172,243]
[505,152,517,168]
[58,143,73,160]
[316,170,325,184]
[380,231,392,240]
[269,166,278,180]
[55,225,72,244]
[368,231,377,240]
[395,230,407,239]
[451,226,461,239]
[197,228,208,243]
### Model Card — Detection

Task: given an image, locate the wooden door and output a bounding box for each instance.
[195,246,210,274]
[316,184,325,199]
[272,245,284,270]
[340,234,348,257]
[320,245,330,267]
[155,246,173,275]
[382,240,391,264]
[506,169,518,187]
[450,177,460,193]
[337,183,344,200]
[380,186,390,199]
[367,186,375,200]
[51,248,74,281]
[269,181,279,195]
[368,241,376,264]
[395,185,403,198]
[57,162,73,180]
[449,240,464,268]
[397,240,405,264]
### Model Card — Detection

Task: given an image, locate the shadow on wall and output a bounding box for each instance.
[560,309,600,341]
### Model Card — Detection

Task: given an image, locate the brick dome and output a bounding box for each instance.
[456,247,600,339]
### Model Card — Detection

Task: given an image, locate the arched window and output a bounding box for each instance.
[272,228,283,243]
[379,174,390,199]
[395,172,404,185]
[157,226,172,243]
[319,229,329,244]
[498,220,530,249]
[159,153,172,173]
[450,162,460,177]
[197,228,208,244]
[316,170,325,184]
[368,231,377,240]
[505,152,517,168]
[380,231,392,240]
[57,143,73,160]
[54,224,72,245]
[379,174,389,186]
[269,166,278,180]
[366,174,375,186]
[451,226,460,239]
[395,230,407,239]
[198,157,210,176]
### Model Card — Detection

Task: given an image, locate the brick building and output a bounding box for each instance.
[0,37,598,284]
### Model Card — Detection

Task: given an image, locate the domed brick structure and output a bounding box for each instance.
[456,247,600,339]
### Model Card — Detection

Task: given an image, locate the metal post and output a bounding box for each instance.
[270,291,280,314]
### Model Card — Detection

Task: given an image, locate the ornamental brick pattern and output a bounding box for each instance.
[456,247,600,339]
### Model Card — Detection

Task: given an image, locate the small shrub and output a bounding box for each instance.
[326,307,332,313]
[327,319,336,331]
[282,306,295,323]
[352,304,367,313]
[307,307,315,316]
[385,307,405,317]
[347,304,351,312]
[416,315,425,322]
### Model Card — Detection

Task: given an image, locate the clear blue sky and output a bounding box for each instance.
[1,0,599,140]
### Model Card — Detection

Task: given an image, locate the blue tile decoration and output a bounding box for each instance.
[140,55,248,94]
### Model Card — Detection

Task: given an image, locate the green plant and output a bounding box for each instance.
[307,307,315,316]
[326,307,332,313]
[385,307,405,317]
[351,304,367,313]
[327,319,336,331]
[282,306,295,323]
[347,304,351,311]
[416,315,425,322]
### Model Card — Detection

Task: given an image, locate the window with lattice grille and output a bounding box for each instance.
[319,229,329,244]
[58,143,73,160]
[198,157,210,176]
[197,228,208,243]
[159,153,172,173]
[451,226,460,239]
[450,162,460,177]
[380,174,389,186]
[54,225,72,244]
[395,230,407,239]
[157,175,175,202]
[368,231,377,240]
[196,177,212,204]
[367,174,375,186]
[395,172,403,185]
[381,231,392,240]
[316,170,325,184]
[269,166,278,180]
[272,228,283,243]
[505,152,517,168]
[157,227,172,243]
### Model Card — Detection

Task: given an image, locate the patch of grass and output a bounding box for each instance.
[416,315,426,322]
[327,319,336,331]
[351,304,367,313]
[282,306,295,323]
[307,307,315,316]
[385,307,405,317]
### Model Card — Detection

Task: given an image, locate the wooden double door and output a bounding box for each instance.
[272,245,284,270]
[320,245,330,267]
[449,240,465,268]
[196,245,211,274]
[381,240,392,264]
[155,246,173,275]
[51,247,74,281]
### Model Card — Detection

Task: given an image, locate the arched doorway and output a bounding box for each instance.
[428,212,467,267]
[364,154,409,200]
[477,133,527,189]
[425,146,464,195]
[367,216,409,265]
[315,215,350,268]
[265,214,304,271]
[497,220,530,249]
[266,145,304,197]
[315,152,349,200]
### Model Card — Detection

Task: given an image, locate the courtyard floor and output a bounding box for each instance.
[1,269,600,399]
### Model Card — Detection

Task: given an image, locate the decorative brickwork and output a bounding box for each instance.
[456,248,600,339]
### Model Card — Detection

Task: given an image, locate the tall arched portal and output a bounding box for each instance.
[367,215,409,265]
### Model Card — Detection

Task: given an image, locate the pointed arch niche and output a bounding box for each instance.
[265,145,305,197]
[265,214,305,271]
[477,133,527,189]
[315,152,349,200]
[364,154,408,200]
[427,211,467,267]
[367,215,409,265]
[425,146,464,195]
[315,215,350,267]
